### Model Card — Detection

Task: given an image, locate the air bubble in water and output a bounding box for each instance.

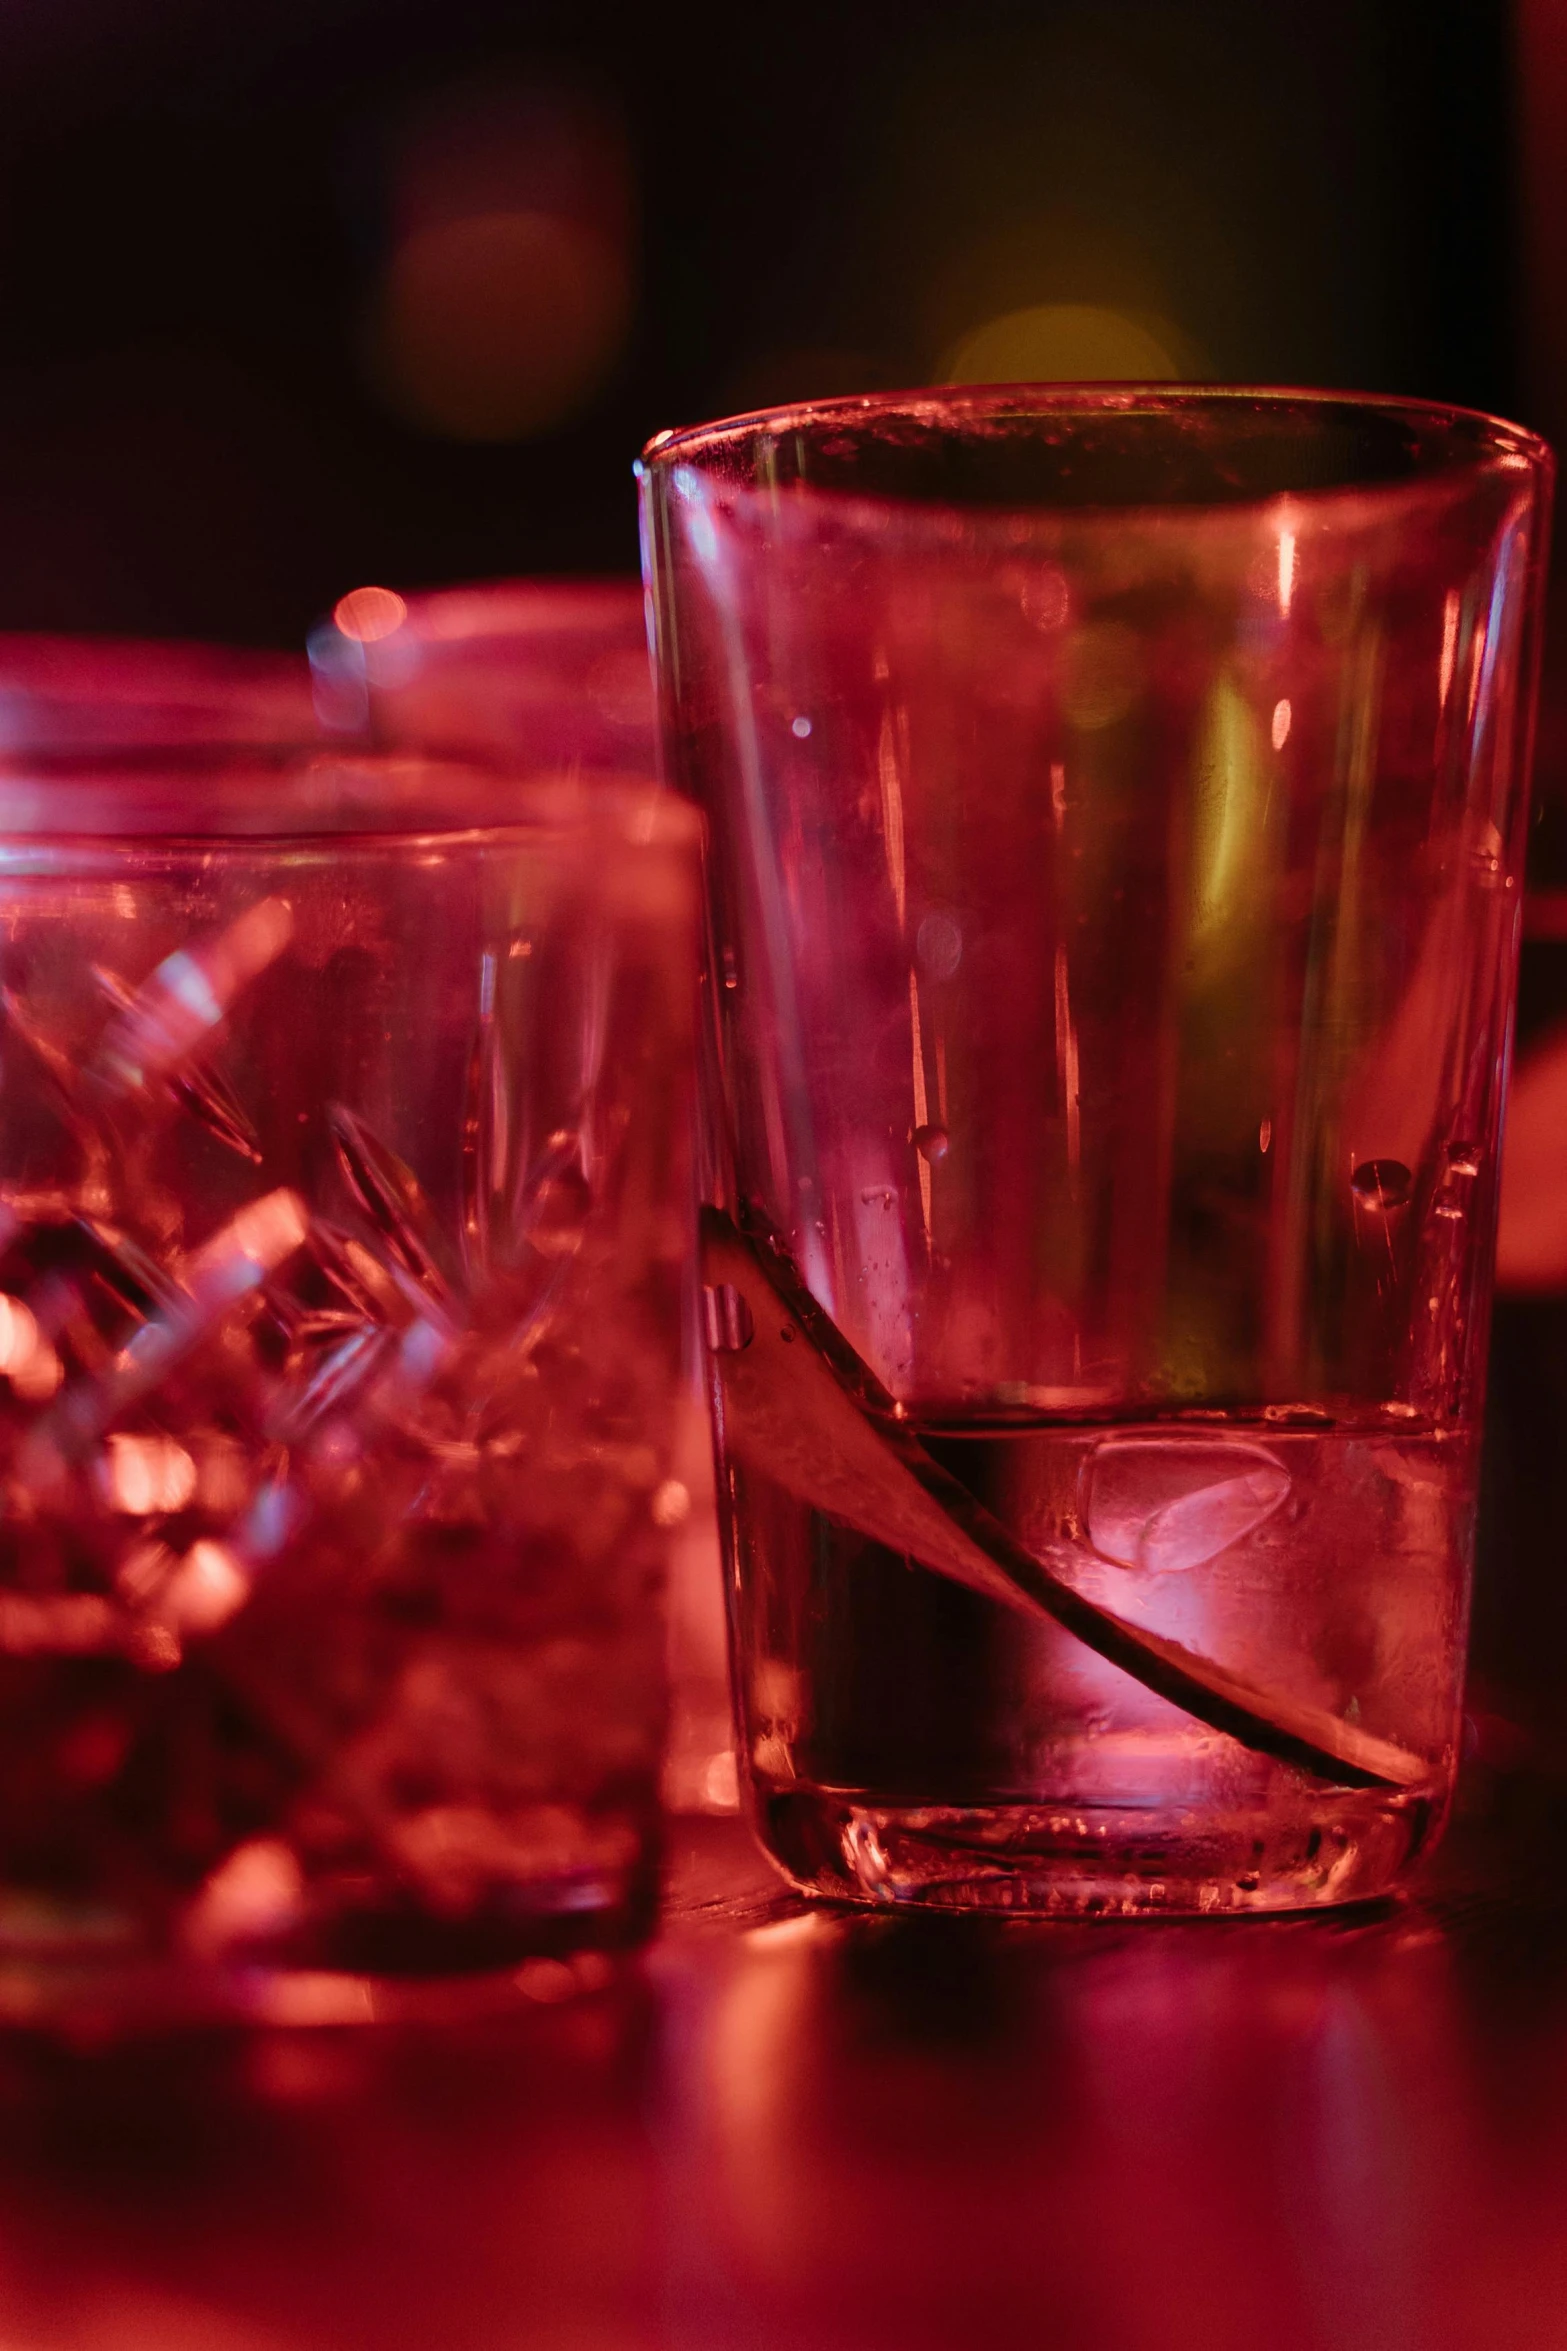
[913,1123,949,1164]
[1446,1141,1483,1178]
[1350,1159,1412,1211]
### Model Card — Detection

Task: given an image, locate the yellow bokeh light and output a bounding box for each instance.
[941,302,1192,386]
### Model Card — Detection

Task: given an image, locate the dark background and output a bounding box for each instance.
[0,0,1520,645]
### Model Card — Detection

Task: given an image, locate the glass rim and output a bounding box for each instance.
[639,382,1553,515]
[0,747,698,855]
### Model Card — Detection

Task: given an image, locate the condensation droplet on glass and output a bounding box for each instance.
[651,1479,690,1528]
[702,1283,754,1353]
[1350,1159,1412,1211]
[1021,567,1069,631]
[1446,1141,1484,1178]
[913,1123,949,1164]
[791,714,813,739]
[527,1143,592,1258]
[721,946,739,991]
[915,910,963,982]
[1258,1116,1272,1155]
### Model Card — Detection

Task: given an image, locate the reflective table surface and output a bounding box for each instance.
[0,1794,1565,2351]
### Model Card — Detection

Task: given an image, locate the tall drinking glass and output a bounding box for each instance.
[641,388,1552,1914]
[0,747,697,2020]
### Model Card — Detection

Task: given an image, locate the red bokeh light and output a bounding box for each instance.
[362,79,635,444]
[332,586,408,643]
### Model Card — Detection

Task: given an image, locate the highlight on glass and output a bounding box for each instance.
[642,386,1553,1916]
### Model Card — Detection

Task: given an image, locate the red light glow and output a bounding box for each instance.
[333,587,408,643]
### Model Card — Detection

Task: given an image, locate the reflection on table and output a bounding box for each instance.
[0,1807,1561,2350]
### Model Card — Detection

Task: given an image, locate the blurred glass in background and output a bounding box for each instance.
[309,573,735,1813]
[0,636,314,751]
[309,577,648,761]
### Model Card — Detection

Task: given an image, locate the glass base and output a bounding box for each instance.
[0,1862,657,2037]
[757,1784,1444,1916]
[0,1942,639,2039]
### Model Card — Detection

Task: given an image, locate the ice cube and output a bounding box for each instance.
[1082,1436,1290,1574]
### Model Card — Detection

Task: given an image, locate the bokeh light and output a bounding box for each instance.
[363,79,634,443]
[375,211,629,441]
[941,301,1193,384]
[333,585,407,643]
